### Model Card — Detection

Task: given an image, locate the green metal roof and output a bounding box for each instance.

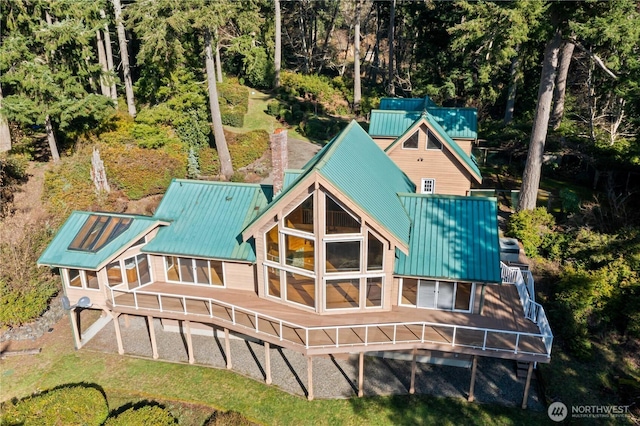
[248,121,415,246]
[143,180,271,262]
[385,112,482,182]
[283,169,303,190]
[379,96,437,110]
[38,212,162,270]
[395,194,501,283]
[369,109,477,140]
[369,110,422,137]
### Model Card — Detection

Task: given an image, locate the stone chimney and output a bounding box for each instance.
[270,128,288,195]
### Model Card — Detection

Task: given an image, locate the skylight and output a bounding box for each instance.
[68,215,132,252]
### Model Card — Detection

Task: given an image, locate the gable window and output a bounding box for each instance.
[326,196,360,234]
[266,225,280,262]
[367,233,384,271]
[402,131,419,149]
[426,130,443,150]
[65,269,100,290]
[421,178,435,194]
[124,254,152,289]
[106,261,123,287]
[285,195,314,233]
[165,256,224,286]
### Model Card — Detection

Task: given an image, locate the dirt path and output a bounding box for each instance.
[260,137,321,185]
[0,161,49,245]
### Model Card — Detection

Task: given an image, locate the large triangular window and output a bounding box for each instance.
[284,195,314,233]
[402,131,419,149]
[326,195,360,234]
[426,130,443,150]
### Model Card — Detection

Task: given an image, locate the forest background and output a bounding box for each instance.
[0,0,639,422]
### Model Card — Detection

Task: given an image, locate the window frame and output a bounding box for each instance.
[164,256,225,287]
[64,268,101,291]
[425,130,443,151]
[398,278,474,313]
[402,131,419,150]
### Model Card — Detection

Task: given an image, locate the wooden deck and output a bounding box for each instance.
[107,281,550,363]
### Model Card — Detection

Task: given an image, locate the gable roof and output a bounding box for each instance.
[395,194,501,283]
[38,212,164,270]
[385,112,482,183]
[283,169,304,191]
[245,121,415,247]
[143,180,271,262]
[379,96,438,111]
[369,108,477,140]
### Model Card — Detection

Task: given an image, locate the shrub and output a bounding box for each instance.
[506,207,555,257]
[199,147,220,177]
[298,117,346,141]
[101,143,186,200]
[218,81,249,110]
[279,71,349,115]
[104,405,177,426]
[220,107,245,128]
[0,385,108,425]
[227,130,269,170]
[203,410,256,426]
[43,153,98,218]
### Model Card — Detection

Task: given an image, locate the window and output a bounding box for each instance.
[285,271,315,308]
[421,178,435,194]
[402,131,419,149]
[326,196,360,234]
[326,279,359,309]
[366,277,383,307]
[68,215,132,252]
[165,256,224,286]
[400,278,474,312]
[367,233,384,271]
[65,269,100,290]
[124,254,152,289]
[285,234,315,271]
[266,225,279,262]
[106,261,123,287]
[426,130,443,150]
[326,241,361,273]
[285,196,314,233]
[266,267,281,297]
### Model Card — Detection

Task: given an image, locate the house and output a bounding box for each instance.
[38,119,552,406]
[368,96,480,196]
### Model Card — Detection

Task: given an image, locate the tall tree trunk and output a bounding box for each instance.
[215,43,223,83]
[503,49,520,125]
[274,0,281,88]
[388,0,395,96]
[101,9,118,100]
[96,30,111,97]
[353,0,362,113]
[205,29,233,179]
[550,41,575,130]
[0,85,11,153]
[517,29,562,211]
[45,115,60,163]
[112,0,136,117]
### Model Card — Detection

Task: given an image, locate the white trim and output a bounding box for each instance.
[425,129,443,151]
[398,278,474,313]
[163,256,225,287]
[402,130,420,150]
[64,268,101,291]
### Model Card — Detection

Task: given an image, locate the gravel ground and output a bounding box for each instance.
[82,315,543,410]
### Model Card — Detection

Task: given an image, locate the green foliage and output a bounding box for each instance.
[279,71,350,115]
[225,36,273,89]
[298,117,347,141]
[227,130,269,170]
[101,143,186,200]
[506,208,555,257]
[220,108,246,128]
[131,123,169,149]
[104,405,177,426]
[218,80,249,128]
[203,410,255,426]
[43,153,99,218]
[0,385,108,426]
[187,147,200,179]
[198,147,220,177]
[559,188,580,214]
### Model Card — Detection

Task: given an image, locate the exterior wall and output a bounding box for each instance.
[454,138,474,156]
[387,124,474,196]
[371,136,393,151]
[224,262,256,291]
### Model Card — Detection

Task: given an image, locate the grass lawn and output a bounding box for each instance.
[1,317,549,425]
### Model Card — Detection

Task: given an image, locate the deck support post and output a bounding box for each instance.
[264,341,272,385]
[124,313,130,328]
[224,328,232,369]
[68,308,82,350]
[307,356,314,401]
[478,284,486,315]
[185,320,194,364]
[468,355,478,402]
[409,347,417,394]
[521,362,534,409]
[113,313,124,355]
[147,316,158,359]
[358,352,364,397]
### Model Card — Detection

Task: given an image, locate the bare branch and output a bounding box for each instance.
[570,39,618,80]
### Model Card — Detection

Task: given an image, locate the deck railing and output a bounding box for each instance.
[109,286,551,358]
[500,262,553,356]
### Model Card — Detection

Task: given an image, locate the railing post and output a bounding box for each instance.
[232,306,236,325]
[305,328,309,349]
[364,326,368,346]
[183,296,187,314]
[110,288,116,307]
[393,324,397,344]
[255,313,259,333]
[158,295,163,312]
[482,330,487,350]
[421,323,425,342]
[279,322,283,341]
[336,328,339,348]
[514,334,520,354]
[452,327,456,347]
[133,292,139,309]
[208,300,213,318]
